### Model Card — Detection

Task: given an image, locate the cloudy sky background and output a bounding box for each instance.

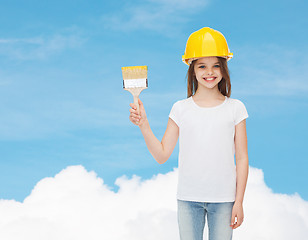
[0,0,307,238]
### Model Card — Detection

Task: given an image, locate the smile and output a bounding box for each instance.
[203,77,216,81]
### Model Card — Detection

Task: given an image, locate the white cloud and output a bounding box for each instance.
[0,80,11,86]
[0,33,84,60]
[232,44,308,96]
[0,82,181,140]
[0,96,128,140]
[0,165,307,240]
[102,0,209,35]
[148,0,206,9]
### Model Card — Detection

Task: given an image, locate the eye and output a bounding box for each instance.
[214,65,220,68]
[199,65,205,69]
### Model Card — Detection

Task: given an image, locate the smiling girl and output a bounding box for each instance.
[129,27,249,240]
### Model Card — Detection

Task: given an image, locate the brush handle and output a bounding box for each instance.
[125,87,147,114]
[133,95,140,113]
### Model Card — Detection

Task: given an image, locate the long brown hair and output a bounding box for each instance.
[186,57,231,98]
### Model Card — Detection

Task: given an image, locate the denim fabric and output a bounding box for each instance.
[177,199,234,240]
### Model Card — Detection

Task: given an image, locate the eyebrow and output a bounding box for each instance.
[196,62,220,65]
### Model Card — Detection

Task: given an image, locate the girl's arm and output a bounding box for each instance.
[129,99,179,164]
[234,119,249,204]
[231,119,249,229]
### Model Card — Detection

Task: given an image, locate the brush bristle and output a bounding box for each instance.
[121,66,148,80]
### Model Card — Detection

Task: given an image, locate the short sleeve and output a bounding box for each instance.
[234,100,249,125]
[169,101,181,127]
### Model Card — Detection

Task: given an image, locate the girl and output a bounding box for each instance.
[129,27,249,240]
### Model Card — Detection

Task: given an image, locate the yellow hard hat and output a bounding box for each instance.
[182,27,233,65]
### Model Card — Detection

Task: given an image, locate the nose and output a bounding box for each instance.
[206,68,213,75]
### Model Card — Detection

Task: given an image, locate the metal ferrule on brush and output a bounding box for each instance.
[123,78,148,88]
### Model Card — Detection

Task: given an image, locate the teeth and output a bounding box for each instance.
[205,77,215,80]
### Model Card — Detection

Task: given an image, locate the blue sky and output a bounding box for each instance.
[0,0,307,202]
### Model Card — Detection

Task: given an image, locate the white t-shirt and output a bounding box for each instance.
[169,96,249,202]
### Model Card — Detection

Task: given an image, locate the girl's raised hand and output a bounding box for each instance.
[129,99,147,127]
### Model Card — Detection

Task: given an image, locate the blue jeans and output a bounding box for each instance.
[177,199,234,240]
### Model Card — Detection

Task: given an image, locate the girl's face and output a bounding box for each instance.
[193,57,223,90]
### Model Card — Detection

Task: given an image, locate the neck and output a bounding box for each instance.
[194,85,223,100]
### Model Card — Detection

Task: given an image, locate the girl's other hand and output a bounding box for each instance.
[230,201,244,229]
[129,99,147,127]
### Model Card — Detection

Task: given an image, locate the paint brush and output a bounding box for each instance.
[122,65,148,113]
